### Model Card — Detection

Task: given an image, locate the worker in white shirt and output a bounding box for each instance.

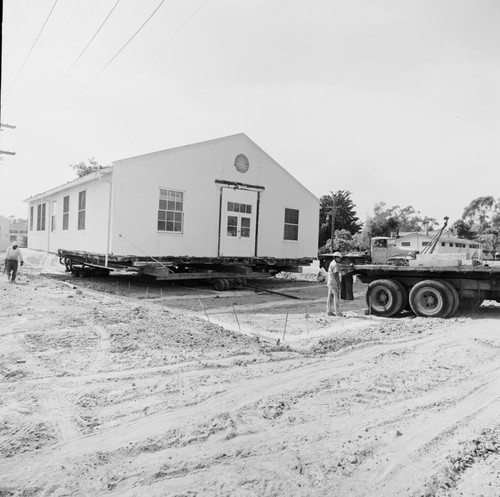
[4,241,24,283]
[326,251,344,317]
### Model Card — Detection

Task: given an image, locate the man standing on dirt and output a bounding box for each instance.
[4,241,24,283]
[326,251,343,317]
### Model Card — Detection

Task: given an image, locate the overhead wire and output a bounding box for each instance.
[63,0,167,110]
[67,0,103,50]
[46,0,122,101]
[3,0,32,64]
[2,0,59,105]
[48,0,84,51]
[126,0,209,85]
[20,1,168,148]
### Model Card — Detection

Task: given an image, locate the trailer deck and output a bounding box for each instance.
[58,249,313,289]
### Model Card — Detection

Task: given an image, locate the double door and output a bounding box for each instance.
[219,188,258,257]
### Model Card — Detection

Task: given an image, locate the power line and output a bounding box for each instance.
[2,0,59,105]
[68,0,103,48]
[48,0,84,51]
[4,0,32,64]
[46,0,122,101]
[128,0,209,83]
[64,0,166,109]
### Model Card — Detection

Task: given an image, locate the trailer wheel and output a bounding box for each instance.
[223,279,231,290]
[366,279,405,317]
[409,280,453,318]
[214,279,226,291]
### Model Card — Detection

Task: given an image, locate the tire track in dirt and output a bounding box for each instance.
[340,378,500,496]
[1,319,111,447]
[105,371,500,496]
[1,319,497,482]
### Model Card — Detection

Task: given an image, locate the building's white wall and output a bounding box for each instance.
[27,177,111,254]
[0,216,10,251]
[109,134,319,258]
[396,233,481,255]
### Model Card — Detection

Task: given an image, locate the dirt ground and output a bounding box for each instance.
[1,250,500,497]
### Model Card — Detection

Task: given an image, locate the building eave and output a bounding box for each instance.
[24,167,113,203]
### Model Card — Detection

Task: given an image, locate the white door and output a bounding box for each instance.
[220,188,258,257]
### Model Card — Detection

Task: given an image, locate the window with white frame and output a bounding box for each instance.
[284,208,299,241]
[158,189,183,232]
[36,203,46,231]
[51,200,57,231]
[29,206,34,231]
[63,195,70,230]
[78,191,86,230]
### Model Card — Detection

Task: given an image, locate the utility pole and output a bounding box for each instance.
[0,123,16,156]
[330,192,337,251]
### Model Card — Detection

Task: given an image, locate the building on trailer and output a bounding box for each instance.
[25,134,319,263]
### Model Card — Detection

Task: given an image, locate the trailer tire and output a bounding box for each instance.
[214,279,226,291]
[409,280,453,318]
[366,279,405,317]
[223,279,231,290]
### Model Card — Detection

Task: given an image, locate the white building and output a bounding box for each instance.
[25,134,319,261]
[0,215,10,251]
[396,231,482,258]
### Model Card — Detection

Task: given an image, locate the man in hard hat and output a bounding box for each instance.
[4,241,24,283]
[326,251,343,317]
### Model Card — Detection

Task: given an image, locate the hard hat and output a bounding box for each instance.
[332,251,342,258]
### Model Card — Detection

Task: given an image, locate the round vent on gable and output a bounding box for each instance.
[234,154,249,173]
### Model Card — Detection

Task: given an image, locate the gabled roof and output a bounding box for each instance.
[24,134,318,203]
[113,133,318,201]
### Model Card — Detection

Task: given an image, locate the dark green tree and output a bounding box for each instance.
[318,190,362,248]
[70,157,103,178]
[364,202,437,239]
[449,219,475,240]
[462,195,500,233]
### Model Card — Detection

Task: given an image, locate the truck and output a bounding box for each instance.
[349,219,500,318]
[350,259,500,318]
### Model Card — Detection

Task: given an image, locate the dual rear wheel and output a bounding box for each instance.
[367,278,460,318]
[409,280,458,318]
[214,278,231,291]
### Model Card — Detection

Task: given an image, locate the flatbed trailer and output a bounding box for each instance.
[350,262,500,318]
[57,249,312,290]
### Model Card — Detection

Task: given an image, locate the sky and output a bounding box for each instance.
[1,0,499,226]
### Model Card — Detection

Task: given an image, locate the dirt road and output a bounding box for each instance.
[1,252,500,496]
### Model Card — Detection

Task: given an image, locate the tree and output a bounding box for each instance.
[364,202,437,239]
[70,158,103,178]
[462,195,500,234]
[449,219,475,240]
[318,190,362,248]
[8,215,27,224]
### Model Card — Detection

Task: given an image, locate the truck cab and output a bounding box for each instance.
[370,237,416,264]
